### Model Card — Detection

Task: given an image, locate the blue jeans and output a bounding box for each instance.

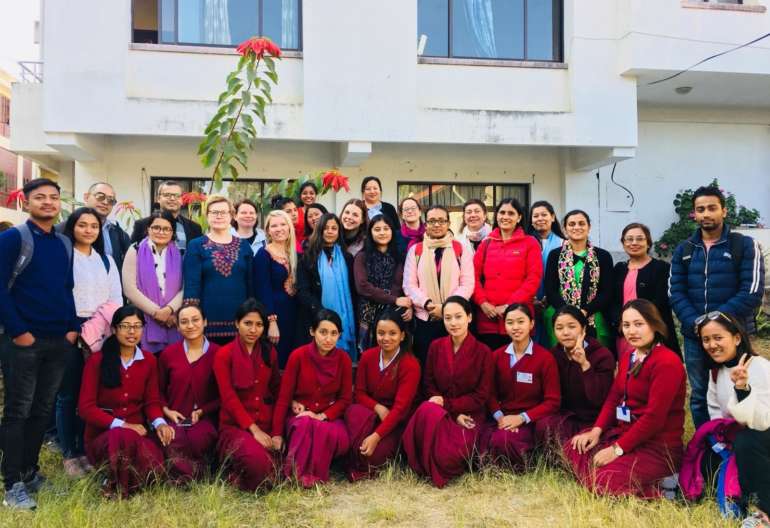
[683,336,710,430]
[55,344,85,459]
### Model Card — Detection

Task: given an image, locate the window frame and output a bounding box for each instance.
[420,0,564,63]
[132,0,303,50]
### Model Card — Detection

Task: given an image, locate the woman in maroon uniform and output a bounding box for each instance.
[157,304,220,482]
[213,299,281,491]
[78,306,175,498]
[272,309,353,487]
[566,299,685,498]
[345,309,420,480]
[402,296,492,488]
[482,303,560,469]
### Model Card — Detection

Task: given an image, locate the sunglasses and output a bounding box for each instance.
[694,311,731,328]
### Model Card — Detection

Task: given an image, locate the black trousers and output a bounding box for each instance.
[734,427,770,514]
[0,335,69,488]
[413,318,447,366]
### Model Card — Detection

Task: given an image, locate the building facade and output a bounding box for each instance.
[10,0,770,252]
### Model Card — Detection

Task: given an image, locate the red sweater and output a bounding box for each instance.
[158,340,220,419]
[472,227,543,335]
[213,341,280,432]
[272,344,353,436]
[423,334,492,421]
[594,344,685,453]
[78,350,164,444]
[550,337,615,423]
[354,347,421,438]
[487,342,561,422]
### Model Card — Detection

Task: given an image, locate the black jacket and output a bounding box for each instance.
[295,247,357,346]
[610,258,681,354]
[130,214,203,251]
[545,245,614,317]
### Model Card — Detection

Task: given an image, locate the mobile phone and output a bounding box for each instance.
[179,418,193,427]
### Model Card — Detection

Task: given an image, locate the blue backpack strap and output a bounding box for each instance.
[8,224,34,289]
[54,232,73,265]
[99,253,110,273]
[708,434,744,519]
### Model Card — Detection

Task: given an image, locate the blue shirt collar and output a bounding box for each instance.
[121,347,144,369]
[183,338,210,356]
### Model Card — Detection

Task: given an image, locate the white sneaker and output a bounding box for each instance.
[742,512,770,528]
[2,482,37,510]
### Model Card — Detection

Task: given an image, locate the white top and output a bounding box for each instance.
[707,355,770,431]
[73,248,123,318]
[150,240,168,295]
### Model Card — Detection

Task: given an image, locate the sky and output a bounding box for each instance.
[0,0,41,79]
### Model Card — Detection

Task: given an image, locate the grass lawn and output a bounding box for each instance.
[0,337,767,528]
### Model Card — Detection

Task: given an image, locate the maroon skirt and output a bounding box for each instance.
[217,425,278,491]
[164,420,217,483]
[344,403,404,481]
[282,416,350,488]
[479,421,535,469]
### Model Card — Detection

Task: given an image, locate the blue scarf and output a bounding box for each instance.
[537,231,564,299]
[318,244,357,360]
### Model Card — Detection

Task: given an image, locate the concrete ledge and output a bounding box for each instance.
[681,1,767,13]
[418,56,568,69]
[130,43,303,58]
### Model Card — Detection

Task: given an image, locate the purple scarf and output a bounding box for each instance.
[136,238,182,351]
[400,223,425,251]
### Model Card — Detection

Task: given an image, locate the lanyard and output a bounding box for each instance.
[622,350,648,405]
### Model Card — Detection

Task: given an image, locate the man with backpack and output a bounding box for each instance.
[403,204,475,364]
[669,185,765,430]
[0,178,79,510]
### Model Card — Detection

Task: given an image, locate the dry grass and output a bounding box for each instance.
[0,336,767,528]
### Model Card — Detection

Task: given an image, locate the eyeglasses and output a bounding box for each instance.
[149,225,173,234]
[117,323,144,332]
[93,193,117,205]
[694,311,730,328]
[402,206,420,214]
[160,192,181,200]
[208,210,230,217]
[623,236,648,244]
[426,219,448,226]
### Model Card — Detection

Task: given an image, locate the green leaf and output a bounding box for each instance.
[237,53,248,71]
[241,90,251,106]
[241,113,255,131]
[217,91,230,105]
[264,56,275,72]
[201,148,218,168]
[265,71,278,84]
[227,98,242,115]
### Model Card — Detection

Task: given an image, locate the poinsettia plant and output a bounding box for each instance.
[181,191,208,230]
[654,178,762,258]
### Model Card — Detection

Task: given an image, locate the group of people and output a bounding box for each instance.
[0,177,767,526]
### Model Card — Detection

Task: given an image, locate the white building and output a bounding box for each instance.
[10,0,770,253]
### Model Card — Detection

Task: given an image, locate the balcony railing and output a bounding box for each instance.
[18,61,43,83]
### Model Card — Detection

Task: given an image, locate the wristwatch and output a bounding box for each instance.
[613,444,624,457]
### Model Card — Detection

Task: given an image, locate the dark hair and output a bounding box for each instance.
[692,186,726,208]
[398,197,422,216]
[563,209,591,227]
[234,298,273,366]
[528,200,565,239]
[364,214,401,266]
[621,299,668,344]
[177,303,206,321]
[271,195,296,211]
[157,180,183,195]
[460,199,488,231]
[442,295,473,316]
[425,204,450,220]
[312,308,343,333]
[64,207,105,256]
[493,198,527,231]
[305,213,342,265]
[361,176,382,194]
[233,199,260,229]
[23,178,61,197]
[552,305,589,329]
[147,210,178,241]
[503,303,533,320]
[374,308,414,376]
[299,181,319,195]
[100,306,146,389]
[303,203,329,236]
[620,222,652,251]
[340,198,367,247]
[696,312,756,367]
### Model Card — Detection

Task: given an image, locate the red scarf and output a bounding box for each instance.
[308,342,341,387]
[230,337,259,390]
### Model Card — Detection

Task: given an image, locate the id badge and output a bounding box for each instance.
[616,404,631,423]
[516,372,533,384]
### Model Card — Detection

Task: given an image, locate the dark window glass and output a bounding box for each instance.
[418,0,449,57]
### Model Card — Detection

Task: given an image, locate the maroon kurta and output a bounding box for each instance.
[345,347,421,480]
[564,343,686,498]
[482,341,561,467]
[273,343,353,487]
[78,350,166,497]
[402,334,492,487]
[213,339,281,491]
[157,340,221,482]
[537,338,615,444]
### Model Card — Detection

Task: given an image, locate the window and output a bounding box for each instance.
[136,0,303,49]
[0,147,19,210]
[149,177,276,219]
[418,0,563,61]
[0,95,9,138]
[397,181,529,234]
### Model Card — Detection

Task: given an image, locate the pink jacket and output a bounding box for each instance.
[402,238,475,321]
[679,418,742,501]
[79,301,121,353]
[472,227,543,335]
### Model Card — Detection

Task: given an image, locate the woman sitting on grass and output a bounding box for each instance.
[402,296,492,488]
[566,299,685,498]
[481,303,560,469]
[78,306,175,498]
[272,309,353,488]
[157,304,220,483]
[344,309,421,481]
[213,299,281,492]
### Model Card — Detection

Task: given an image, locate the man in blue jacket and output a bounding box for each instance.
[0,178,79,510]
[669,186,765,429]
